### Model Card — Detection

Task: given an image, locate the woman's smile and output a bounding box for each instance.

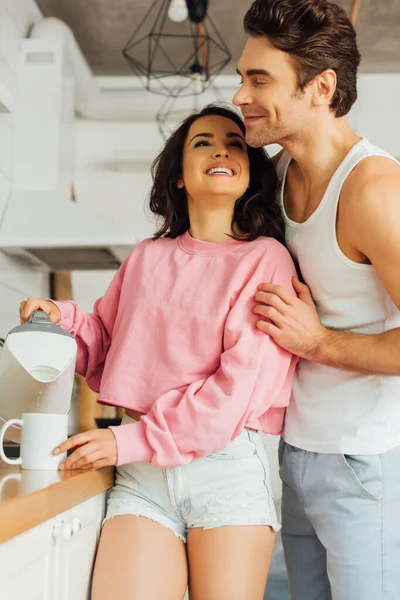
[204,164,237,177]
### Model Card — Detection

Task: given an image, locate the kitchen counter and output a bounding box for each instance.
[0,463,114,544]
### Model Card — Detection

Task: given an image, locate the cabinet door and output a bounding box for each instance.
[0,520,54,600]
[53,492,106,600]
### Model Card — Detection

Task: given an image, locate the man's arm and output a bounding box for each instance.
[316,328,400,374]
[253,157,400,375]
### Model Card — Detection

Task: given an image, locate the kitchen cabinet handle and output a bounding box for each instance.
[52,522,62,539]
[53,521,73,541]
[71,518,82,535]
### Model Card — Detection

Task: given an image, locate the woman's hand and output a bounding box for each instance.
[54,429,118,470]
[20,297,61,324]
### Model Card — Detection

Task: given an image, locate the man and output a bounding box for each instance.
[233,1,400,599]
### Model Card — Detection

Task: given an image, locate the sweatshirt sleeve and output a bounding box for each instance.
[110,243,298,467]
[50,260,127,392]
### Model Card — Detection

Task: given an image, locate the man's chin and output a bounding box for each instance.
[245,132,274,149]
[244,136,259,148]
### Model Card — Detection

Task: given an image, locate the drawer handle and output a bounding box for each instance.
[53,522,72,541]
[71,518,82,535]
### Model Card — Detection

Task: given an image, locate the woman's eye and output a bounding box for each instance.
[194,140,211,148]
[230,140,245,150]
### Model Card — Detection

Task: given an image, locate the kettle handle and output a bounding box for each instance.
[28,310,53,325]
[0,312,51,346]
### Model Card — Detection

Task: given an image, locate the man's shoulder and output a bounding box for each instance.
[345,154,399,190]
[339,153,400,275]
[343,154,400,207]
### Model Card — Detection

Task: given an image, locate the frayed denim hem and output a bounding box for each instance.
[102,503,187,543]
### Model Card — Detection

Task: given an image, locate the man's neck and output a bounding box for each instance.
[280,117,361,186]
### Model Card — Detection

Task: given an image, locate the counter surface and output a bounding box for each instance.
[0,462,114,543]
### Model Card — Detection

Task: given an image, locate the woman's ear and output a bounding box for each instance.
[177,179,184,189]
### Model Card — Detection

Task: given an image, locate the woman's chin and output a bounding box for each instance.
[193,194,242,209]
[203,182,246,197]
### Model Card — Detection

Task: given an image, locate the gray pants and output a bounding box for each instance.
[279,439,400,600]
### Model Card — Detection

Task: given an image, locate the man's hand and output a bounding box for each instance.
[54,428,118,470]
[253,276,329,359]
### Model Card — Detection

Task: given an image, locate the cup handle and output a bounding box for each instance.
[0,473,21,496]
[0,419,23,465]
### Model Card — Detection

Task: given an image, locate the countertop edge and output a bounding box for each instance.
[0,467,114,544]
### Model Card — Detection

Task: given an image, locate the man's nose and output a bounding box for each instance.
[233,86,251,107]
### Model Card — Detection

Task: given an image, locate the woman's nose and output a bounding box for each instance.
[213,148,230,159]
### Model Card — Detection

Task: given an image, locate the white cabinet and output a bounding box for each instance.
[53,494,105,600]
[0,519,54,600]
[0,492,107,600]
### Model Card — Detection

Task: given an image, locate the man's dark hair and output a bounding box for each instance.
[149,104,284,243]
[244,0,361,117]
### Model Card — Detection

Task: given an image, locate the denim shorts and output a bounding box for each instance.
[104,425,280,542]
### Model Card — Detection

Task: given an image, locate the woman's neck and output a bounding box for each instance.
[187,204,236,243]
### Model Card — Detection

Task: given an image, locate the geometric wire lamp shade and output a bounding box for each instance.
[156,80,227,140]
[122,0,232,97]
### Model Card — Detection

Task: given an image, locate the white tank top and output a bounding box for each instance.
[277,139,400,454]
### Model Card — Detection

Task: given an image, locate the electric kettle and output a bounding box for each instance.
[0,310,77,443]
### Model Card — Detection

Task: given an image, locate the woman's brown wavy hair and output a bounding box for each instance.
[149,104,285,244]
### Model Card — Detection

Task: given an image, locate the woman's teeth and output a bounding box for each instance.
[206,167,234,176]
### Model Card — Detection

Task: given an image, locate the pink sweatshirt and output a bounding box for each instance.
[53,232,297,467]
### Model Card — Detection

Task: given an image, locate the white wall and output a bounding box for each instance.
[74,119,158,240]
[348,74,400,156]
[0,0,48,339]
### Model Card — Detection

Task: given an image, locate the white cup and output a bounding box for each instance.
[0,413,68,470]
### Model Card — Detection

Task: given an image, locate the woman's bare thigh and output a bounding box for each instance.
[187,525,275,600]
[92,515,188,600]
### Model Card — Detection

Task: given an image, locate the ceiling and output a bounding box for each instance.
[36,0,400,75]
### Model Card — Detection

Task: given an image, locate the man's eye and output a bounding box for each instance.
[194,140,211,148]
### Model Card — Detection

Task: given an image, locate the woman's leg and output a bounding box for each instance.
[92,515,188,600]
[187,525,275,600]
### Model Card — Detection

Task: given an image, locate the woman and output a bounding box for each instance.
[20,105,297,600]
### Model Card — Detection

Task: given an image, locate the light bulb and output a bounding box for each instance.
[168,0,188,23]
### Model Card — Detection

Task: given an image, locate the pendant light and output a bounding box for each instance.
[168,0,189,23]
[122,0,231,96]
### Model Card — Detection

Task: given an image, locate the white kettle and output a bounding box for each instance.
[0,310,77,442]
